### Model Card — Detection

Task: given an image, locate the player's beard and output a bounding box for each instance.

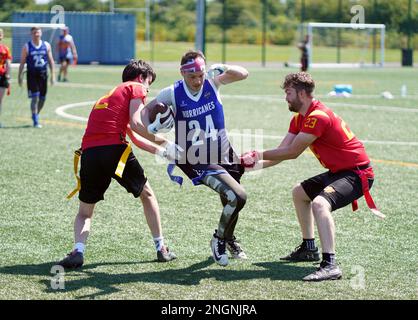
[288,96,303,112]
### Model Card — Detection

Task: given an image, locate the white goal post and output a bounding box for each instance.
[0,22,67,64]
[0,22,66,29]
[306,22,386,67]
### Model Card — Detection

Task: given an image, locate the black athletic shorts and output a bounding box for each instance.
[27,70,47,98]
[79,144,147,204]
[177,163,245,184]
[0,75,9,88]
[301,165,374,211]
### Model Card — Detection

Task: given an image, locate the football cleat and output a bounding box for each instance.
[157,246,177,262]
[303,261,342,281]
[57,250,84,269]
[210,231,228,266]
[226,236,247,259]
[280,243,320,262]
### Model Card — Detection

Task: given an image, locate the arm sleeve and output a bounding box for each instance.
[130,84,147,103]
[288,115,300,135]
[299,114,329,137]
[156,85,177,115]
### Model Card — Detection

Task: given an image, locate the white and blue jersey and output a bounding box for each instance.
[26,40,50,73]
[162,78,240,185]
[58,34,74,61]
[174,78,235,166]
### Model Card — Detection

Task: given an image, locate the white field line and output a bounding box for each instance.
[221,94,418,113]
[15,78,416,102]
[55,101,95,122]
[55,101,418,146]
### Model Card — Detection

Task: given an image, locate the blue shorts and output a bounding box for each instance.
[59,51,73,63]
[171,163,244,186]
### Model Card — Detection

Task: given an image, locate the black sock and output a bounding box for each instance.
[303,238,316,250]
[322,253,336,265]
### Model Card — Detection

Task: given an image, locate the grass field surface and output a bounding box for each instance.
[136,41,401,64]
[0,64,417,300]
[1,37,403,64]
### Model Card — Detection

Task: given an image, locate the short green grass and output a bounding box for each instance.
[137,41,402,64]
[1,36,402,64]
[0,65,417,300]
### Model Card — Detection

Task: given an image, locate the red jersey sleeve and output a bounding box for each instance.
[129,83,148,104]
[300,110,330,138]
[288,114,301,134]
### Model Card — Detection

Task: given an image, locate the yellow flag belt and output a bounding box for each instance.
[66,144,132,199]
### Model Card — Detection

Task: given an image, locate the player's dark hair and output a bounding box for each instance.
[180,50,206,65]
[282,72,315,96]
[122,59,156,83]
[31,27,41,33]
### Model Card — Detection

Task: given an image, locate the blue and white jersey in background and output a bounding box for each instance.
[172,78,235,165]
[58,34,74,59]
[26,40,50,73]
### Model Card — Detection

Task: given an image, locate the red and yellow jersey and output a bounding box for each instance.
[81,81,148,150]
[288,100,370,172]
[0,44,12,76]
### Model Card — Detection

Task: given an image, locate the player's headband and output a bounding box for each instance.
[180,57,206,73]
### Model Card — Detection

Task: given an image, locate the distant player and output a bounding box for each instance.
[57,27,78,82]
[142,50,249,267]
[298,35,309,72]
[241,72,382,281]
[18,27,55,128]
[0,28,12,128]
[58,59,176,269]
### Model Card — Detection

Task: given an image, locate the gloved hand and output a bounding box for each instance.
[240,150,259,168]
[147,112,175,134]
[157,141,184,162]
[207,64,229,79]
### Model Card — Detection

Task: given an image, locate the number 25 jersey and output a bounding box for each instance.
[26,40,50,73]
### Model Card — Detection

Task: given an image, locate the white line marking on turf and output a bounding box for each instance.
[55,101,418,146]
[51,81,163,93]
[55,101,94,122]
[227,132,418,146]
[221,94,418,112]
[326,102,418,113]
